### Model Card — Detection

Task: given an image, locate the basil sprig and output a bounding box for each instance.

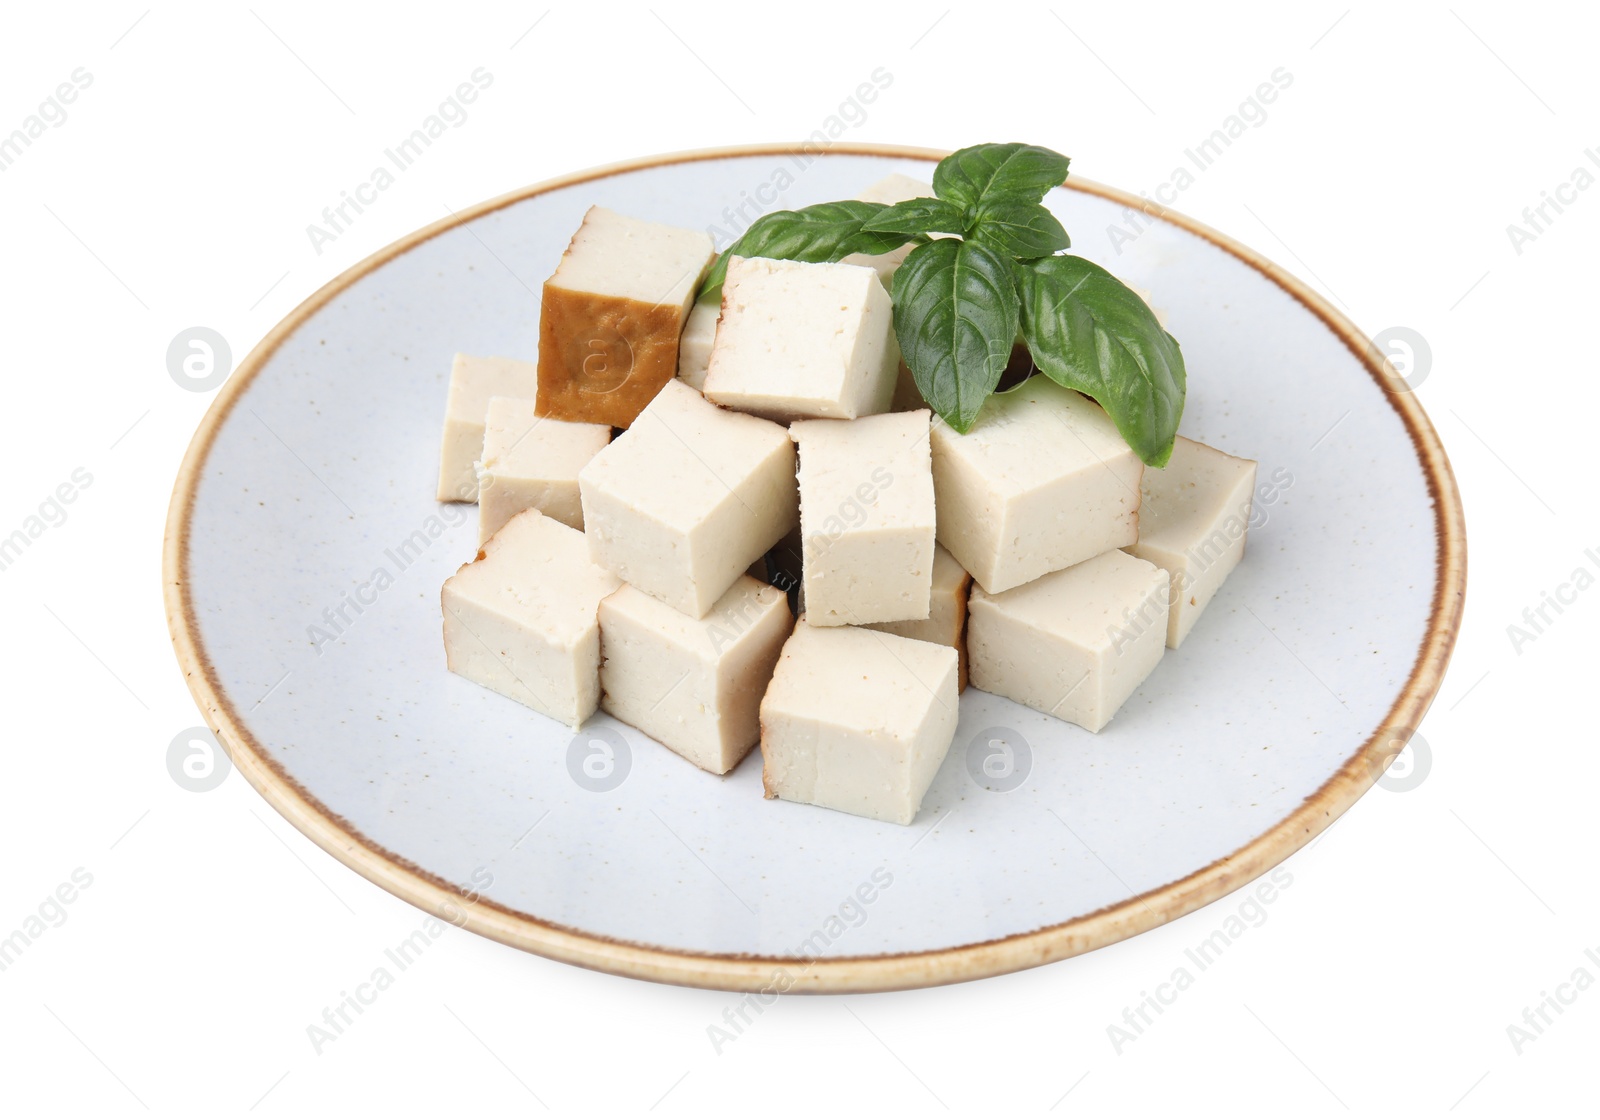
[692,142,1187,464]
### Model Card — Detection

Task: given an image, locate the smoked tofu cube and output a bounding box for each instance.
[760,619,959,825]
[441,509,622,728]
[841,174,935,286]
[476,396,610,543]
[703,257,899,423]
[790,410,935,627]
[932,378,1143,594]
[598,575,792,775]
[1127,435,1258,648]
[578,379,797,618]
[536,205,715,428]
[968,550,1168,733]
[676,301,720,391]
[866,544,973,691]
[436,354,538,502]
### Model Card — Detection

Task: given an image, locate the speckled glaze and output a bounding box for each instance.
[164,145,1466,993]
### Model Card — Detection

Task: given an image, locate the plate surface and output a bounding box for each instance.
[165,144,1465,992]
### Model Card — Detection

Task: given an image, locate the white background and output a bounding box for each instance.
[1,2,1593,1116]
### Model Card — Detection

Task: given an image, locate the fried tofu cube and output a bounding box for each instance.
[932,378,1143,593]
[598,576,792,774]
[536,205,714,427]
[441,509,622,728]
[578,379,797,618]
[476,396,610,543]
[967,549,1168,732]
[866,544,972,691]
[676,300,720,392]
[760,619,959,825]
[790,410,935,626]
[437,353,538,502]
[1127,436,1258,647]
[703,257,899,422]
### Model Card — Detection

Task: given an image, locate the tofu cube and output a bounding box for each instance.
[968,550,1169,733]
[476,396,610,543]
[890,360,927,412]
[676,300,720,391]
[855,173,938,206]
[579,379,797,618]
[866,544,973,691]
[437,354,538,502]
[599,576,792,775]
[703,257,899,423]
[441,509,622,728]
[536,205,715,428]
[1127,435,1258,648]
[790,410,935,626]
[932,378,1143,594]
[760,619,959,825]
[841,174,935,286]
[1127,283,1168,328]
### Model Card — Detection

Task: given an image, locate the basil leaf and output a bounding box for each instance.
[697,202,901,303]
[892,239,1021,434]
[861,197,968,238]
[933,142,1071,209]
[967,199,1070,259]
[1016,255,1186,466]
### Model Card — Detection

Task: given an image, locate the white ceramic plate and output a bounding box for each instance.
[165,144,1465,992]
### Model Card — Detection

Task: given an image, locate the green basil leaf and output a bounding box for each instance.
[860,197,968,237]
[697,202,901,303]
[1016,255,1186,466]
[967,199,1070,259]
[892,239,1021,434]
[933,142,1071,209]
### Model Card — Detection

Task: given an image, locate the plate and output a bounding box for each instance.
[164,144,1465,992]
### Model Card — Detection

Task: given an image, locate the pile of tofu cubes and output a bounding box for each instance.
[437,177,1259,826]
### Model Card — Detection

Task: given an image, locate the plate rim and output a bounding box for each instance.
[163,142,1467,993]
